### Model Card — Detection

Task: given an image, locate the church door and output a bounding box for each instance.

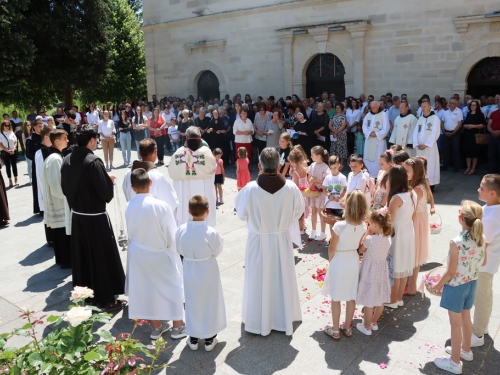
[467,57,500,98]
[306,53,346,100]
[197,70,220,101]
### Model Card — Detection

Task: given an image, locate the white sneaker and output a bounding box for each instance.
[371,322,379,331]
[150,322,171,340]
[470,333,484,347]
[445,347,473,362]
[434,357,462,374]
[397,300,404,306]
[385,302,400,309]
[204,337,218,352]
[315,232,327,241]
[187,337,199,351]
[309,230,317,239]
[171,324,188,339]
[356,322,372,336]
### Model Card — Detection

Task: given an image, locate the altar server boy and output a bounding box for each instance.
[176,195,226,352]
[125,168,187,341]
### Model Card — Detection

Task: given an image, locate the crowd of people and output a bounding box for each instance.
[1,90,500,374]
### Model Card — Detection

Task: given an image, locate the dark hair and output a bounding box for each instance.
[240,108,249,115]
[349,154,364,165]
[189,195,209,217]
[387,165,409,204]
[41,126,52,139]
[75,125,98,147]
[49,129,67,145]
[390,144,403,152]
[311,145,329,163]
[66,110,76,120]
[131,168,150,190]
[392,150,410,165]
[212,148,223,156]
[328,155,340,166]
[379,150,392,163]
[139,138,157,158]
[335,102,345,112]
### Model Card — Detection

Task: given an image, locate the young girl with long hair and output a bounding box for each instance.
[236,147,250,191]
[386,165,416,308]
[356,207,392,335]
[305,146,330,241]
[404,157,431,295]
[322,190,369,340]
[289,148,309,233]
[372,151,393,208]
[432,201,486,374]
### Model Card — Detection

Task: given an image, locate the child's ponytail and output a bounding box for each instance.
[461,200,484,247]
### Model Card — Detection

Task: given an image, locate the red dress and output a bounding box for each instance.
[237,158,250,189]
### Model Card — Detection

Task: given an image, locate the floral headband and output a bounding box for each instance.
[385,149,393,155]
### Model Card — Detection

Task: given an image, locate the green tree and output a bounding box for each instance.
[81,0,146,104]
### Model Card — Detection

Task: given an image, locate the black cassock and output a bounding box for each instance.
[25,133,42,214]
[61,146,125,305]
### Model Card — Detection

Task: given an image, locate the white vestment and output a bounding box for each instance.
[122,167,179,219]
[235,180,304,336]
[125,194,184,321]
[35,150,45,212]
[413,113,441,186]
[168,146,217,227]
[176,221,226,338]
[362,111,390,178]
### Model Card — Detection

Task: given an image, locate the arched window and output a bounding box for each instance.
[467,57,500,98]
[197,71,220,101]
[306,53,345,99]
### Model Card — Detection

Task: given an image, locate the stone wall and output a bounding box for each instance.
[143,0,500,105]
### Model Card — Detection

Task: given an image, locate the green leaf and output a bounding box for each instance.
[8,365,21,375]
[21,323,32,330]
[47,315,60,323]
[73,339,87,352]
[96,329,113,342]
[74,324,84,339]
[40,362,53,374]
[83,351,101,361]
[28,352,43,366]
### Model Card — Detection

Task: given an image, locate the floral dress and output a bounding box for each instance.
[305,162,330,208]
[447,230,485,286]
[329,114,348,159]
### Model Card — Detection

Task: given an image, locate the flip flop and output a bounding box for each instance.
[100,299,127,312]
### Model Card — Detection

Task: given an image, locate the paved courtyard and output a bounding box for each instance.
[0,147,499,374]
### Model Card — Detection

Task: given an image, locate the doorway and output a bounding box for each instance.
[197,70,220,101]
[306,53,346,100]
[467,57,500,98]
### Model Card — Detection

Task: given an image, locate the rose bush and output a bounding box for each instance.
[0,287,168,374]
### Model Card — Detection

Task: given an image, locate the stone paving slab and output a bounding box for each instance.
[0,147,499,374]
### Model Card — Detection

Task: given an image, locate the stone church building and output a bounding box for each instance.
[143,0,500,104]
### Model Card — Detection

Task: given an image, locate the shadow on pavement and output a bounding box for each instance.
[14,213,43,227]
[23,264,71,293]
[19,245,54,266]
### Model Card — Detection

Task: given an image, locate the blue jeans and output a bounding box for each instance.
[120,132,132,164]
[171,140,180,152]
[134,140,142,161]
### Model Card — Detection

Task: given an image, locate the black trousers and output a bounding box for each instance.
[442,131,461,170]
[255,139,267,156]
[347,132,355,156]
[488,135,500,174]
[53,227,72,267]
[42,211,54,245]
[1,151,18,178]
[153,135,165,161]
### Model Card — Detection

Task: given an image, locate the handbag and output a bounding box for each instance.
[475,127,489,145]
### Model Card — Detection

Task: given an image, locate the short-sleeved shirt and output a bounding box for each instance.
[481,204,500,274]
[443,108,464,131]
[490,110,500,131]
[168,125,179,141]
[323,173,347,209]
[215,159,223,175]
[448,230,485,286]
[347,171,368,194]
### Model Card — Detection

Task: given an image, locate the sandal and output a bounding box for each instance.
[8,179,13,187]
[468,169,475,175]
[100,299,127,312]
[323,325,340,340]
[404,283,416,296]
[464,168,471,175]
[15,178,19,187]
[341,324,353,338]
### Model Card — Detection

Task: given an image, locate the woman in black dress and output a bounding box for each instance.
[209,109,228,152]
[310,102,330,151]
[463,99,487,175]
[294,112,314,158]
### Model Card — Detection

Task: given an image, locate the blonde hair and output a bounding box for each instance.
[238,147,247,159]
[280,132,293,149]
[293,144,308,163]
[368,209,393,237]
[311,145,329,163]
[344,190,368,224]
[482,174,500,197]
[288,148,304,164]
[461,200,484,247]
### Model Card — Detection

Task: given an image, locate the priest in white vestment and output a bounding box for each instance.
[389,101,418,157]
[168,126,217,227]
[362,101,390,178]
[125,169,185,340]
[413,100,441,186]
[123,138,178,217]
[235,147,304,336]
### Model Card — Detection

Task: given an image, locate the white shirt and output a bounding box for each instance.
[233,118,254,143]
[10,117,22,132]
[162,112,175,123]
[86,110,99,125]
[168,125,179,141]
[443,108,463,131]
[74,112,81,126]
[98,119,116,138]
[323,173,347,209]
[345,109,362,132]
[481,204,500,274]
[0,130,17,150]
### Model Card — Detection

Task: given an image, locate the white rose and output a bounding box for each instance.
[66,306,92,327]
[70,286,94,302]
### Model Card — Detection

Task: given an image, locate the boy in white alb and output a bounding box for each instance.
[471,174,500,347]
[125,168,187,341]
[175,195,226,352]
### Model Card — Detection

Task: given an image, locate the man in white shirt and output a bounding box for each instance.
[486,94,500,119]
[38,110,48,126]
[441,97,463,172]
[71,106,82,126]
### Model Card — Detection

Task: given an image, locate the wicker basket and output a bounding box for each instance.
[429,212,442,234]
[301,189,322,198]
[320,202,344,226]
[418,266,447,298]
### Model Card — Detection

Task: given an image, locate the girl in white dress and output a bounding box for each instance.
[386,165,417,308]
[322,190,368,340]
